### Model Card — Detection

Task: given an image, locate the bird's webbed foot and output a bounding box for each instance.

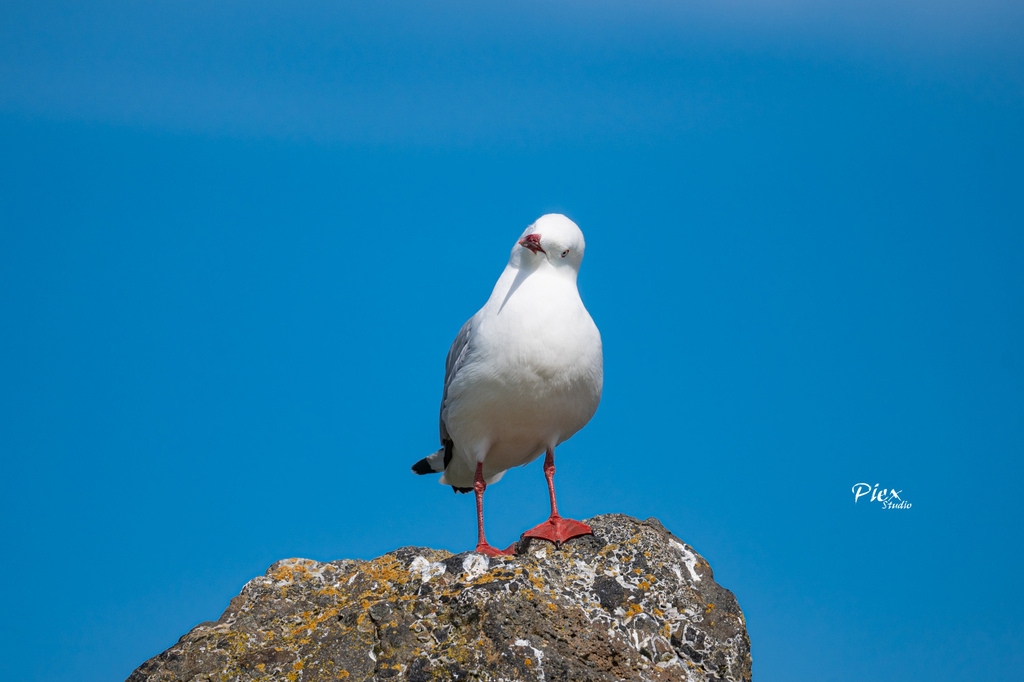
[521,515,592,548]
[474,542,517,557]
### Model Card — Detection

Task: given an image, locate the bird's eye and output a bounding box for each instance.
[561,249,569,258]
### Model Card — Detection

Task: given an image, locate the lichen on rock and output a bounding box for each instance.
[127,514,751,681]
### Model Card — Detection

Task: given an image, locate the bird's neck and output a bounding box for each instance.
[486,261,579,310]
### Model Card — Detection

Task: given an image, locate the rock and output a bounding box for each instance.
[127,514,751,681]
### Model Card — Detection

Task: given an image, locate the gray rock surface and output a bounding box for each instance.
[128,514,751,681]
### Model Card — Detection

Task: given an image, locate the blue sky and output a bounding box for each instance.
[1,2,1022,680]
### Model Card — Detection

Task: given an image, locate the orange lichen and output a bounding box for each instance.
[624,604,643,619]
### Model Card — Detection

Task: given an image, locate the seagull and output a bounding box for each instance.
[412,214,603,557]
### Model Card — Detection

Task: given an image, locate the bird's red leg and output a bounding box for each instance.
[522,449,592,547]
[474,462,516,557]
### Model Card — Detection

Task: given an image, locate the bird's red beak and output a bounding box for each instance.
[519,233,545,254]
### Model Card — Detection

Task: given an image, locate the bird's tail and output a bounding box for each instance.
[411,447,446,475]
[413,441,499,493]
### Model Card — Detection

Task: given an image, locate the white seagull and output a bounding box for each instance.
[412,214,603,556]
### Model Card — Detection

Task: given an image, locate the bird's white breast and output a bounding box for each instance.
[444,266,603,473]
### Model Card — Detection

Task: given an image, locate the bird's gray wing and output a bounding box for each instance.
[439,316,474,444]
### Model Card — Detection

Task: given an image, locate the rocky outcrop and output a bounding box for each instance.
[128,514,751,681]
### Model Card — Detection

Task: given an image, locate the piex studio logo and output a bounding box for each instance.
[852,483,912,510]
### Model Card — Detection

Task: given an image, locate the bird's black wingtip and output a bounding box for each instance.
[411,458,436,475]
[451,486,472,494]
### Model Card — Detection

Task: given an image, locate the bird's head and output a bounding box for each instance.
[514,214,586,271]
